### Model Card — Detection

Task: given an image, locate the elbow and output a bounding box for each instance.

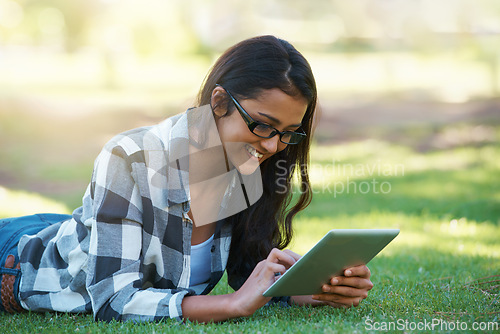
[94,301,123,322]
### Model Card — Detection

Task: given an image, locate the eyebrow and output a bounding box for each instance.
[257,112,302,128]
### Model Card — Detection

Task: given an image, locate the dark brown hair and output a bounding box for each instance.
[196,35,317,286]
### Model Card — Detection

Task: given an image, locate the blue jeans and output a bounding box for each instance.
[0,213,71,312]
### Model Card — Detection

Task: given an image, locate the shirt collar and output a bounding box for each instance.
[166,104,223,207]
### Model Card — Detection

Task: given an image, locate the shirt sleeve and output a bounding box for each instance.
[85,142,193,322]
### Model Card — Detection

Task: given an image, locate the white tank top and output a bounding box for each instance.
[189,234,214,286]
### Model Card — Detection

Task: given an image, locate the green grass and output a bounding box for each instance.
[1,137,499,333]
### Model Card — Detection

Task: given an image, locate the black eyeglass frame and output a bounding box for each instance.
[215,84,307,145]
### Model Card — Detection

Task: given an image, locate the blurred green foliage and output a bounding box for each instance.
[1,0,500,101]
[2,0,500,56]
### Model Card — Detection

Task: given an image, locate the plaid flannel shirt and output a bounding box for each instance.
[17,105,256,322]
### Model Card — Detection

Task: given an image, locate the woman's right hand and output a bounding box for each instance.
[230,248,297,317]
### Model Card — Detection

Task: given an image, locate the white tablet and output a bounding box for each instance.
[263,229,400,297]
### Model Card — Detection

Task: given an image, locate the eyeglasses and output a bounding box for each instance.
[216,85,307,145]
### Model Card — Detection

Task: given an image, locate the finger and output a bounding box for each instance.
[344,265,371,278]
[322,285,369,299]
[267,248,297,269]
[322,301,349,309]
[282,249,302,262]
[323,300,363,308]
[268,248,296,265]
[313,292,365,306]
[329,276,373,290]
[267,262,287,275]
[255,259,286,278]
[312,293,363,307]
[261,260,287,277]
[325,298,362,308]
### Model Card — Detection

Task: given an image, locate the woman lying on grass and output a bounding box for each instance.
[0,35,373,323]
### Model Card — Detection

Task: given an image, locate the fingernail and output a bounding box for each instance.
[345,270,352,276]
[331,278,339,285]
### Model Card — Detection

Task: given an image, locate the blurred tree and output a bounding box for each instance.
[19,0,98,52]
[1,0,499,97]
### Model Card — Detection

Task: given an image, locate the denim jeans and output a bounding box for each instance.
[0,213,71,312]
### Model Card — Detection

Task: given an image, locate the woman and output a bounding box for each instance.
[0,35,373,323]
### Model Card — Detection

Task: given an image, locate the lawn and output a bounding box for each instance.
[1,133,499,333]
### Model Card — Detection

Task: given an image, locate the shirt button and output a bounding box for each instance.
[211,245,215,252]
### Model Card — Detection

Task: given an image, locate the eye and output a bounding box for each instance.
[253,123,275,137]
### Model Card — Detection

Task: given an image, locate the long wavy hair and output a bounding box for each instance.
[196,35,317,284]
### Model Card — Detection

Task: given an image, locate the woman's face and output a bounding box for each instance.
[212,86,308,174]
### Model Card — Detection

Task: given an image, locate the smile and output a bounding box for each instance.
[245,144,263,159]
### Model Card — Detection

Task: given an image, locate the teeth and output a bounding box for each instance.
[246,145,263,159]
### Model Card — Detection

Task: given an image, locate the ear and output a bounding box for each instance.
[211,86,228,117]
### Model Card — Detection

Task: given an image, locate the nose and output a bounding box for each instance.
[260,135,281,154]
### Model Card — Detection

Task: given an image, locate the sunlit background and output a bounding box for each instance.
[2,0,500,100]
[1,2,499,329]
[1,0,499,229]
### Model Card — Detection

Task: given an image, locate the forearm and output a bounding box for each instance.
[182,249,299,323]
[181,294,243,323]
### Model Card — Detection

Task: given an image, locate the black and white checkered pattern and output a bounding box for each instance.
[18,106,239,322]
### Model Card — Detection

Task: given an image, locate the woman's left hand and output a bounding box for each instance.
[310,265,373,308]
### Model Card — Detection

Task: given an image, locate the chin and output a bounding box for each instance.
[235,158,261,175]
[225,142,263,175]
